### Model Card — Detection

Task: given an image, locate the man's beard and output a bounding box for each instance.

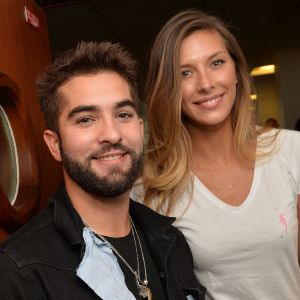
[60,143,143,198]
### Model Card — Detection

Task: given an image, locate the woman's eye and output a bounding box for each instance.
[212,59,225,67]
[181,70,192,77]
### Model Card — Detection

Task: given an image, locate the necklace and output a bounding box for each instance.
[208,174,242,190]
[195,160,244,190]
[95,217,152,299]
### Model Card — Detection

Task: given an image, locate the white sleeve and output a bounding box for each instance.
[279,130,300,194]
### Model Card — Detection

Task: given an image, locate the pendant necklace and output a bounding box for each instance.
[95,216,152,299]
[209,174,242,190]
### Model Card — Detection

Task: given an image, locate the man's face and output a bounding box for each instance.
[47,71,143,197]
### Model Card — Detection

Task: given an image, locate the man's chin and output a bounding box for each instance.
[62,149,142,197]
[93,170,128,181]
[91,162,130,175]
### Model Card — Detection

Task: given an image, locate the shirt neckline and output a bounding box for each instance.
[193,164,261,212]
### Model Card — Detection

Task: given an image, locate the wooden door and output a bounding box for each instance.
[0,0,62,239]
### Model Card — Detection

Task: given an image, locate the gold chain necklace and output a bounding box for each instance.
[207,174,242,190]
[195,160,243,190]
[96,217,152,299]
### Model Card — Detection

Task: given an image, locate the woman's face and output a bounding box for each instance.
[179,29,237,129]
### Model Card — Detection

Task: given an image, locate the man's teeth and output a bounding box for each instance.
[99,154,122,161]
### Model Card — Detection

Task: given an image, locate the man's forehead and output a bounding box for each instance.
[59,71,127,88]
[61,71,131,91]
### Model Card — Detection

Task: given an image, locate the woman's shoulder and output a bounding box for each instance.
[130,179,171,215]
[278,128,300,139]
[278,129,300,156]
[130,178,145,203]
[258,128,300,165]
[274,128,300,149]
[259,127,300,139]
[255,128,300,169]
[258,128,300,150]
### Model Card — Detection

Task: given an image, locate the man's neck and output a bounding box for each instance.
[64,177,131,237]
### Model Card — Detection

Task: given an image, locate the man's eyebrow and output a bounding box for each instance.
[68,105,98,118]
[115,99,138,112]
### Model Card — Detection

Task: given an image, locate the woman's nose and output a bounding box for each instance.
[196,71,214,93]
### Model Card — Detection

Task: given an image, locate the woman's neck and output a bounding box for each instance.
[187,119,235,164]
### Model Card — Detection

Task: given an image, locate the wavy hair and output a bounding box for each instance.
[143,9,269,214]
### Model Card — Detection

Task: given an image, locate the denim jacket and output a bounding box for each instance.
[0,185,205,299]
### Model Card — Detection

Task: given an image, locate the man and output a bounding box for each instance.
[0,41,205,299]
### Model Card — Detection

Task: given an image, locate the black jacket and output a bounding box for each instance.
[0,185,205,299]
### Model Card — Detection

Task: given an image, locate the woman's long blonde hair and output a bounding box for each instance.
[143,9,267,214]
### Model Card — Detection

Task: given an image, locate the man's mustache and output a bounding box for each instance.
[88,143,135,159]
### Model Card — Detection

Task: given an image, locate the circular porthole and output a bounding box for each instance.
[0,104,19,205]
[0,74,39,233]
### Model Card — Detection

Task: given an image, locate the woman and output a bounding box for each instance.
[134,9,300,300]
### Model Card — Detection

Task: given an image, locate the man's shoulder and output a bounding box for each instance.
[130,200,176,225]
[130,199,184,240]
[0,206,59,266]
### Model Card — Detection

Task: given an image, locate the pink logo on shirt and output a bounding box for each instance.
[279,213,288,233]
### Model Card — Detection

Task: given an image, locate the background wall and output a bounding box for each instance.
[253,75,281,125]
[275,48,300,129]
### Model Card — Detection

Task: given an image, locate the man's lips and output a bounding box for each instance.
[96,153,124,161]
[88,144,133,162]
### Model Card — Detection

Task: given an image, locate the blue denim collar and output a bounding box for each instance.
[76,227,136,299]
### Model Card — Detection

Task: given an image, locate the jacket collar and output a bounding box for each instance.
[129,200,175,236]
[129,200,177,270]
[50,184,84,246]
[50,185,176,246]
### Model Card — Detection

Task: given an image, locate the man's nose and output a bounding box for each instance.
[97,118,122,145]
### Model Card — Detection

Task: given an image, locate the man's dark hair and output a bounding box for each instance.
[37,41,139,132]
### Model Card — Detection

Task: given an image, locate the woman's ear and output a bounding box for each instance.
[43,129,62,162]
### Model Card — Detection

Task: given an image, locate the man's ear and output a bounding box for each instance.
[43,129,62,162]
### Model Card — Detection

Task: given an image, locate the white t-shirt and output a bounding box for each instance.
[131,129,300,300]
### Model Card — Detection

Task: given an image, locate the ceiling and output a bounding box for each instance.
[35,0,300,78]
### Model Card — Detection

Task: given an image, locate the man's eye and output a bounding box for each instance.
[117,112,133,120]
[77,117,93,124]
